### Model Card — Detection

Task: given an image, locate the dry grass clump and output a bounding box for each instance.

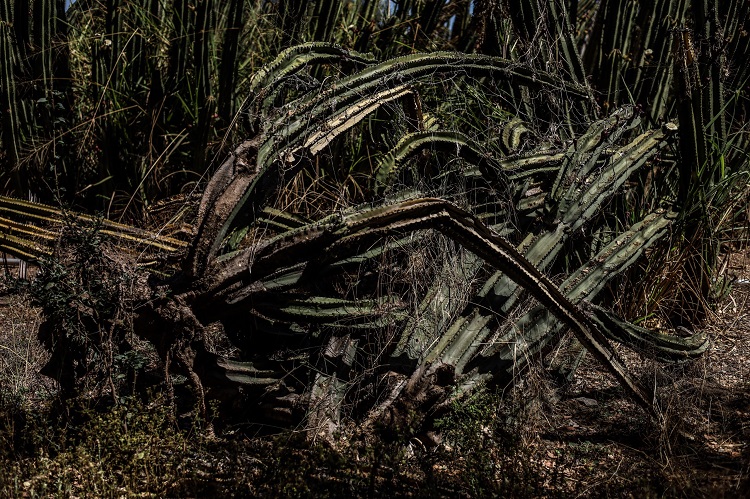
[0,283,48,403]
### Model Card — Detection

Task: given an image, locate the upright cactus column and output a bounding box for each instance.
[0,0,70,196]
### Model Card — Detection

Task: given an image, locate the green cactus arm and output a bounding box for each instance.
[200,352,285,387]
[587,304,709,362]
[250,295,406,325]
[374,130,507,192]
[548,106,638,205]
[303,84,414,155]
[247,42,376,96]
[245,42,376,127]
[561,125,674,232]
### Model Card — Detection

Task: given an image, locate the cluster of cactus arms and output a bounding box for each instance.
[4,0,747,435]
[2,38,717,432]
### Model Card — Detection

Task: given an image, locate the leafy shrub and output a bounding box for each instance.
[31,220,136,398]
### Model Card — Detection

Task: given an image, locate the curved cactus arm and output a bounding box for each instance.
[239,232,424,294]
[246,41,375,96]
[256,50,592,184]
[275,50,581,155]
[250,42,373,86]
[187,138,263,277]
[200,352,285,387]
[322,233,420,271]
[279,52,590,135]
[252,262,308,291]
[464,150,566,181]
[375,130,509,192]
[231,234,422,297]
[192,139,258,236]
[498,117,537,154]
[587,304,709,362]
[217,314,309,357]
[304,84,414,155]
[258,207,311,230]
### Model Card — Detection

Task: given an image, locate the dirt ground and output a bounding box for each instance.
[513,249,750,496]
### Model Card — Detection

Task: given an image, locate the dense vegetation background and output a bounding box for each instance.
[0,0,749,495]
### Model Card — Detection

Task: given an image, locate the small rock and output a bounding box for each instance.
[575,397,598,407]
